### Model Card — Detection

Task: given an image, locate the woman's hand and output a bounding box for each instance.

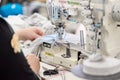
[26,54,40,74]
[15,27,44,41]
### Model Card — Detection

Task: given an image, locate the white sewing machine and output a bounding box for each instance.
[35,0,88,69]
[35,0,103,69]
[71,0,120,79]
[37,22,87,68]
[102,0,120,58]
[38,0,103,69]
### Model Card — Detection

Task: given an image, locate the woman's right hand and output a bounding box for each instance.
[26,54,40,74]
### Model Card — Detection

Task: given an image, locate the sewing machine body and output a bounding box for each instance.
[41,44,79,68]
[102,0,120,57]
[40,33,82,68]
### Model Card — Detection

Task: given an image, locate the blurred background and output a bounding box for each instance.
[0,0,47,17]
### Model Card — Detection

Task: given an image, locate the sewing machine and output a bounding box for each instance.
[71,0,120,79]
[102,0,120,58]
[34,0,101,69]
[35,0,88,69]
[38,0,103,68]
[37,22,84,68]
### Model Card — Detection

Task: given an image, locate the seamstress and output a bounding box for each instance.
[0,17,44,80]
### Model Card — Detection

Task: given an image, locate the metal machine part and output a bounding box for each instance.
[54,21,65,40]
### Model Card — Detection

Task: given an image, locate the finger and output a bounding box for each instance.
[31,27,45,36]
[31,33,42,40]
[37,30,44,36]
[26,54,36,60]
[35,28,44,36]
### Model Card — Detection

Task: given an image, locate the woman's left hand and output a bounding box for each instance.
[16,27,44,41]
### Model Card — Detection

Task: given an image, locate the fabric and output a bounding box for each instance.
[0,17,39,80]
